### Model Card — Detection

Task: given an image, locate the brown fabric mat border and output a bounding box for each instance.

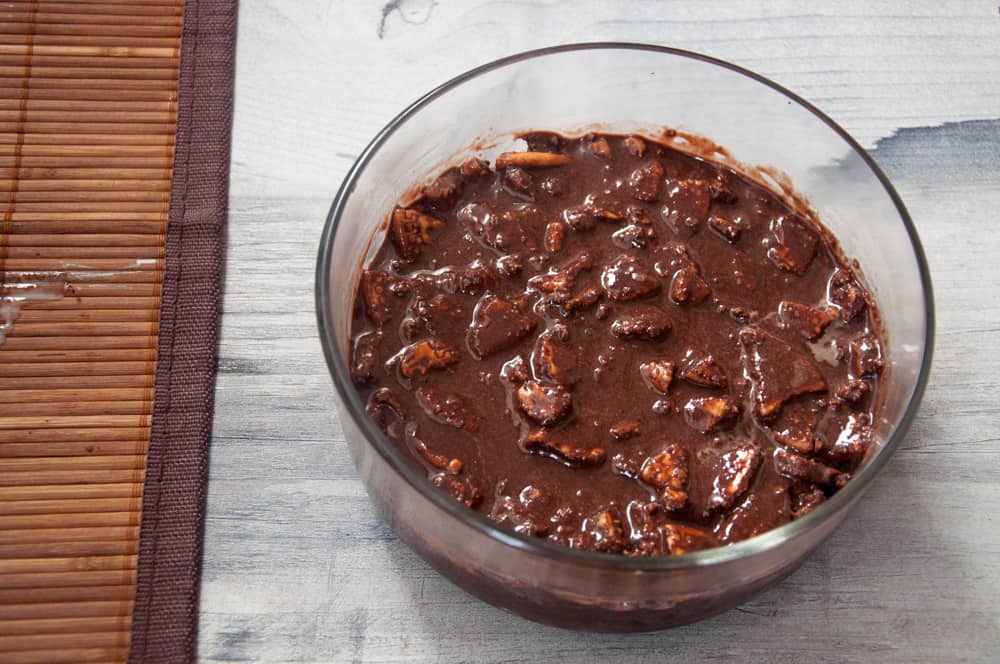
[129,1,237,661]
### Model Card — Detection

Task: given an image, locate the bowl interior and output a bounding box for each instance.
[317,44,933,567]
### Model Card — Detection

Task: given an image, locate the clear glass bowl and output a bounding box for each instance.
[315,44,934,631]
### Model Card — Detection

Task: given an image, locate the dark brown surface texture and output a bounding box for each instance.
[350,132,884,557]
[129,1,237,662]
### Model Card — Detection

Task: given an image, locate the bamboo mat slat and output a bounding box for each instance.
[0,483,142,501]
[0,441,149,457]
[0,584,137,604]
[1,614,132,635]
[0,647,129,664]
[0,1,183,660]
[0,497,142,514]
[0,599,134,620]
[0,454,146,470]
[0,336,159,351]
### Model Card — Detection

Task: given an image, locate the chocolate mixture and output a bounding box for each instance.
[349,132,884,556]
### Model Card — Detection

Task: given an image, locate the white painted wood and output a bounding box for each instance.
[200,1,1000,661]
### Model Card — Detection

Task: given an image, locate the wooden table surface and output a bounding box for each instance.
[200,2,1000,661]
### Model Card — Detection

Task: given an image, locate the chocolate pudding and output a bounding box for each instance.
[348,131,884,556]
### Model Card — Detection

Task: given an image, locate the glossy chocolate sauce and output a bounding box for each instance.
[349,132,884,556]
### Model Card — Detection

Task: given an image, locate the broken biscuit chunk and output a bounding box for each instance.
[680,350,728,389]
[516,380,573,427]
[661,523,718,555]
[767,215,819,275]
[390,208,443,262]
[351,330,382,385]
[707,445,761,514]
[432,473,482,508]
[773,448,848,487]
[415,387,478,432]
[360,270,401,326]
[828,268,868,322]
[609,420,640,441]
[468,295,538,358]
[496,151,572,169]
[640,444,690,511]
[532,326,580,386]
[640,360,675,394]
[628,160,665,202]
[576,507,627,553]
[849,335,884,378]
[396,339,460,379]
[683,396,740,433]
[523,429,606,467]
[740,327,827,420]
[669,265,711,305]
[610,307,672,341]
[778,301,834,341]
[662,178,711,230]
[708,214,743,242]
[544,221,567,252]
[623,136,647,156]
[602,254,661,301]
[422,169,464,209]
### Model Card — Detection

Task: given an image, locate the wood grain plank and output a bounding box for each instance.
[198,1,1000,663]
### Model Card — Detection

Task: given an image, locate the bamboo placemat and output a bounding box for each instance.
[0,1,235,662]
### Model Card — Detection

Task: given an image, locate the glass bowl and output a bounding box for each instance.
[315,44,934,631]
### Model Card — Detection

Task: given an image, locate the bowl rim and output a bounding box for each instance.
[315,42,935,571]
